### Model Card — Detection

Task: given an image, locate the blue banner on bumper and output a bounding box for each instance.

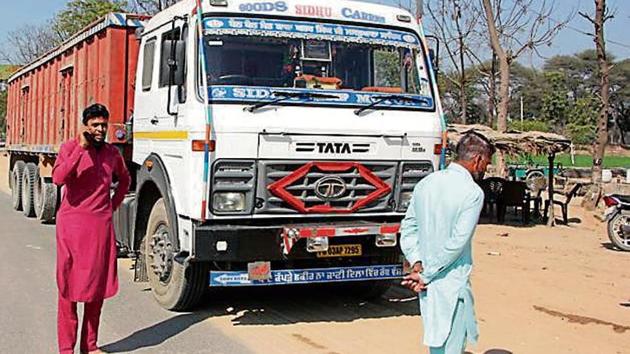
[209,264,403,287]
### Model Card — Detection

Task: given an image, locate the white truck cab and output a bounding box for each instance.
[121,0,443,310]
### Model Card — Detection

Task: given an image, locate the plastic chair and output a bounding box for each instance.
[544,183,582,225]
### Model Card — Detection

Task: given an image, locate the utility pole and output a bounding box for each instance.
[520,96,524,128]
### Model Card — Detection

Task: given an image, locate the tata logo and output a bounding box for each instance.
[341,8,386,24]
[317,142,351,154]
[314,176,347,200]
[239,1,288,12]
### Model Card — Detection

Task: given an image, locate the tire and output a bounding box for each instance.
[608,212,630,251]
[11,161,25,211]
[21,163,38,217]
[144,198,208,311]
[34,176,58,223]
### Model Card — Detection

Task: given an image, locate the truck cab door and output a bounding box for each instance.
[155,23,187,128]
[134,21,187,139]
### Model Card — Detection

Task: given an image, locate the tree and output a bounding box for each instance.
[541,71,570,130]
[426,0,479,123]
[609,58,630,144]
[566,95,599,144]
[53,0,128,40]
[0,23,61,64]
[481,0,567,175]
[130,0,180,14]
[579,0,613,187]
[508,62,544,122]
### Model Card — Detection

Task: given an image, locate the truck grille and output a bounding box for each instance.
[257,161,397,214]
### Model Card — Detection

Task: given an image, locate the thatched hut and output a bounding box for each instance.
[447,124,572,226]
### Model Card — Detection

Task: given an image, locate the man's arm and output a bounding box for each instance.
[420,188,484,284]
[400,184,422,268]
[52,142,85,186]
[111,150,131,211]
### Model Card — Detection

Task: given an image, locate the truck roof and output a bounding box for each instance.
[8,13,148,83]
[143,0,419,34]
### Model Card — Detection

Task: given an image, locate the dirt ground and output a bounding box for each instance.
[195,204,629,354]
[1,151,628,354]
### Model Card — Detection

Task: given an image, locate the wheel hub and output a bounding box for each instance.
[612,215,630,246]
[148,225,174,282]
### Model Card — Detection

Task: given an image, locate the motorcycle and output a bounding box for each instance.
[603,194,630,251]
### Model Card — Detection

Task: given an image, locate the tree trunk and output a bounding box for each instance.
[487,51,497,127]
[591,0,610,186]
[458,32,467,124]
[482,0,510,176]
[580,0,610,211]
[496,57,510,133]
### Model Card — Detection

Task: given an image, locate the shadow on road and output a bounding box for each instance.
[101,312,209,352]
[199,282,420,326]
[102,283,419,351]
[601,242,626,252]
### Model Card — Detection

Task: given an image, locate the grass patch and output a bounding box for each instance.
[507,154,630,168]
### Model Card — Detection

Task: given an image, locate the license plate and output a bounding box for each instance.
[316,244,362,258]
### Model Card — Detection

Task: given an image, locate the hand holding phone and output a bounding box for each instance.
[80,131,92,149]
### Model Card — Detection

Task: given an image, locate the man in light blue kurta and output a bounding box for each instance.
[400,133,495,354]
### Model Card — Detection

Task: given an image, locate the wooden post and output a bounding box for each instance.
[547,152,556,227]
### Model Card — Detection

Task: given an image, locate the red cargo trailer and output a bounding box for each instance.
[5,13,147,222]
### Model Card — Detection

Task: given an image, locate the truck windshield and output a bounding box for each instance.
[204,35,430,94]
[201,33,434,110]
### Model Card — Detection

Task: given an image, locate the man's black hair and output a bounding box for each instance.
[82,103,110,125]
[455,131,496,161]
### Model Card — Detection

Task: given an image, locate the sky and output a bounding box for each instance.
[1,0,629,66]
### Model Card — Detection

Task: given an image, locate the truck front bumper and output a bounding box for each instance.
[191,221,401,262]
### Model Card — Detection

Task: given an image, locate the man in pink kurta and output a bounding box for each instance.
[52,103,130,354]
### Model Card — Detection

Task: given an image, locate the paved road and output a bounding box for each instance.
[0,191,253,354]
[0,192,420,354]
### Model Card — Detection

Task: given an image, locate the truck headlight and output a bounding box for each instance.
[213,192,246,212]
[399,191,413,209]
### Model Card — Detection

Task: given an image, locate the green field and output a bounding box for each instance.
[507,154,630,168]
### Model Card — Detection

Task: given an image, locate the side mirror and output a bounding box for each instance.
[425,35,440,75]
[163,39,186,87]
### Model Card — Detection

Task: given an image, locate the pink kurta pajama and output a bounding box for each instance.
[52,138,130,353]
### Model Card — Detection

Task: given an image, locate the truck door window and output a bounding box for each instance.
[141,38,156,91]
[159,27,182,88]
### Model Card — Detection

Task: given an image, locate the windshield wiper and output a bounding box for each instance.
[245,91,340,113]
[354,94,431,116]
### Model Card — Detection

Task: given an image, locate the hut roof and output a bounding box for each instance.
[447,124,572,156]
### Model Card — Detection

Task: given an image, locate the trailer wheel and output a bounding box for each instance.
[11,161,25,211]
[21,163,38,217]
[34,176,58,223]
[144,198,208,311]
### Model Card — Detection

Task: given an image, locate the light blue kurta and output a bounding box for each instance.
[400,162,484,348]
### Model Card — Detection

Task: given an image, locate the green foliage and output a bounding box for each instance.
[508,62,544,120]
[373,50,400,87]
[541,71,570,129]
[508,119,550,132]
[509,153,630,169]
[53,0,128,40]
[567,95,599,145]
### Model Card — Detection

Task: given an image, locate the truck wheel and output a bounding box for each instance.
[34,176,58,223]
[144,198,208,311]
[21,163,38,217]
[608,212,630,251]
[11,161,25,211]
